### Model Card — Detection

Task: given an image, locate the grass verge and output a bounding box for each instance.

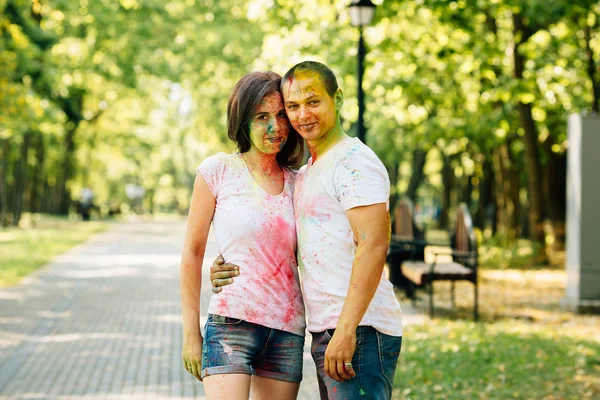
[393,270,600,399]
[0,214,109,286]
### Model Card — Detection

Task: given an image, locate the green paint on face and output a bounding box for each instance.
[246,93,289,155]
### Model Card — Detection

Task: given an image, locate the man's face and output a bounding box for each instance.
[281,72,339,142]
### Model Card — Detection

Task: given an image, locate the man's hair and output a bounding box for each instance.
[281,61,339,97]
[227,71,304,168]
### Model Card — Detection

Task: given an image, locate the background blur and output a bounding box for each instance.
[2,0,600,265]
[1,1,600,398]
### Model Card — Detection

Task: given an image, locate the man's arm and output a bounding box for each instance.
[209,255,240,293]
[324,202,390,382]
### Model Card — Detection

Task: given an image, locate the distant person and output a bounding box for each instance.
[77,188,95,221]
[210,61,403,400]
[179,71,305,399]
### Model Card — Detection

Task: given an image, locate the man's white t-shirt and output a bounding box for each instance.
[197,152,306,336]
[293,137,403,337]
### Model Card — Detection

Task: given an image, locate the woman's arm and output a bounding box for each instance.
[180,173,215,381]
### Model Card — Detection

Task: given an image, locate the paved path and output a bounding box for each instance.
[0,220,423,399]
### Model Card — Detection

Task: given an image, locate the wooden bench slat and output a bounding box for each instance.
[401,261,475,285]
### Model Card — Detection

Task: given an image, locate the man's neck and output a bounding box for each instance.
[307,120,347,162]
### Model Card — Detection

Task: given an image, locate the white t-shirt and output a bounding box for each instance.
[197,152,306,336]
[293,137,403,337]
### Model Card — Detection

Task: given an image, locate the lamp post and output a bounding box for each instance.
[348,0,376,144]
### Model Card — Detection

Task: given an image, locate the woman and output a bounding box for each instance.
[180,71,306,399]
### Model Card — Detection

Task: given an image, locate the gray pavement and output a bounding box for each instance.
[0,219,422,400]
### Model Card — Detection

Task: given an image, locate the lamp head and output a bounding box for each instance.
[348,0,376,27]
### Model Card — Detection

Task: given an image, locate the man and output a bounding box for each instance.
[210,61,403,399]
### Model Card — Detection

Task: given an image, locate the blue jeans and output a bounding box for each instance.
[311,326,402,399]
[201,314,305,382]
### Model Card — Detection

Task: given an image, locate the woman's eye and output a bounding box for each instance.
[278,112,287,118]
[257,115,267,120]
[310,101,319,105]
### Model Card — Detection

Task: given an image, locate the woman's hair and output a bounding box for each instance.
[227,71,304,169]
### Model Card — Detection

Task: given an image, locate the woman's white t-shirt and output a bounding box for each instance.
[197,152,306,336]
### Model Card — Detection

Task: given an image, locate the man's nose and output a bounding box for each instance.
[298,105,308,120]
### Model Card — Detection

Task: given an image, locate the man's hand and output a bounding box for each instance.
[209,255,240,293]
[324,329,357,382]
[182,330,203,381]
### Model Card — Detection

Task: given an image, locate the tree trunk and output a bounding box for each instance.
[492,147,508,238]
[58,124,78,215]
[0,138,9,227]
[406,148,427,203]
[492,142,520,241]
[12,131,31,226]
[475,157,496,233]
[543,138,567,255]
[460,174,473,208]
[507,146,521,238]
[513,12,547,262]
[388,161,400,213]
[29,132,44,214]
[440,155,454,230]
[584,21,599,113]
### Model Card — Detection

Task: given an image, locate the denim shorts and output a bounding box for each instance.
[201,314,305,382]
[311,326,402,400]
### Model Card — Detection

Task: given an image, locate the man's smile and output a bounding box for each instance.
[298,122,317,130]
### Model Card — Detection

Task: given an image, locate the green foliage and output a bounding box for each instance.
[478,235,546,269]
[1,0,599,219]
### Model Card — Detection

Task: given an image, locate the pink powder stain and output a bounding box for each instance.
[298,197,331,225]
[286,76,294,98]
[258,216,295,274]
[244,306,262,321]
[218,296,228,311]
[246,214,303,328]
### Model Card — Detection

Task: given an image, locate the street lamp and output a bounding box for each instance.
[348,0,376,144]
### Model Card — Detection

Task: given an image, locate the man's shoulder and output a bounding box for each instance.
[334,138,385,169]
[297,164,308,175]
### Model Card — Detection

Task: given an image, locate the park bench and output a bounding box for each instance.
[387,197,425,299]
[390,203,479,320]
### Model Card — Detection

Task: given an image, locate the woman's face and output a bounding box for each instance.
[248,92,290,155]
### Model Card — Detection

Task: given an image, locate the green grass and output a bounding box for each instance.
[394,320,600,399]
[392,270,600,399]
[0,214,109,286]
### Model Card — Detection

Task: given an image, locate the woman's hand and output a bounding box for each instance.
[182,329,204,381]
[210,255,240,293]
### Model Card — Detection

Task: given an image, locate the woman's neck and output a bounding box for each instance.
[242,148,280,173]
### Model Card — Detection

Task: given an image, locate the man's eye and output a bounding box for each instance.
[278,112,288,118]
[287,105,298,110]
[309,101,319,105]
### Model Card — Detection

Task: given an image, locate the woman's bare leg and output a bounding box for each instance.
[251,376,300,400]
[203,374,251,400]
